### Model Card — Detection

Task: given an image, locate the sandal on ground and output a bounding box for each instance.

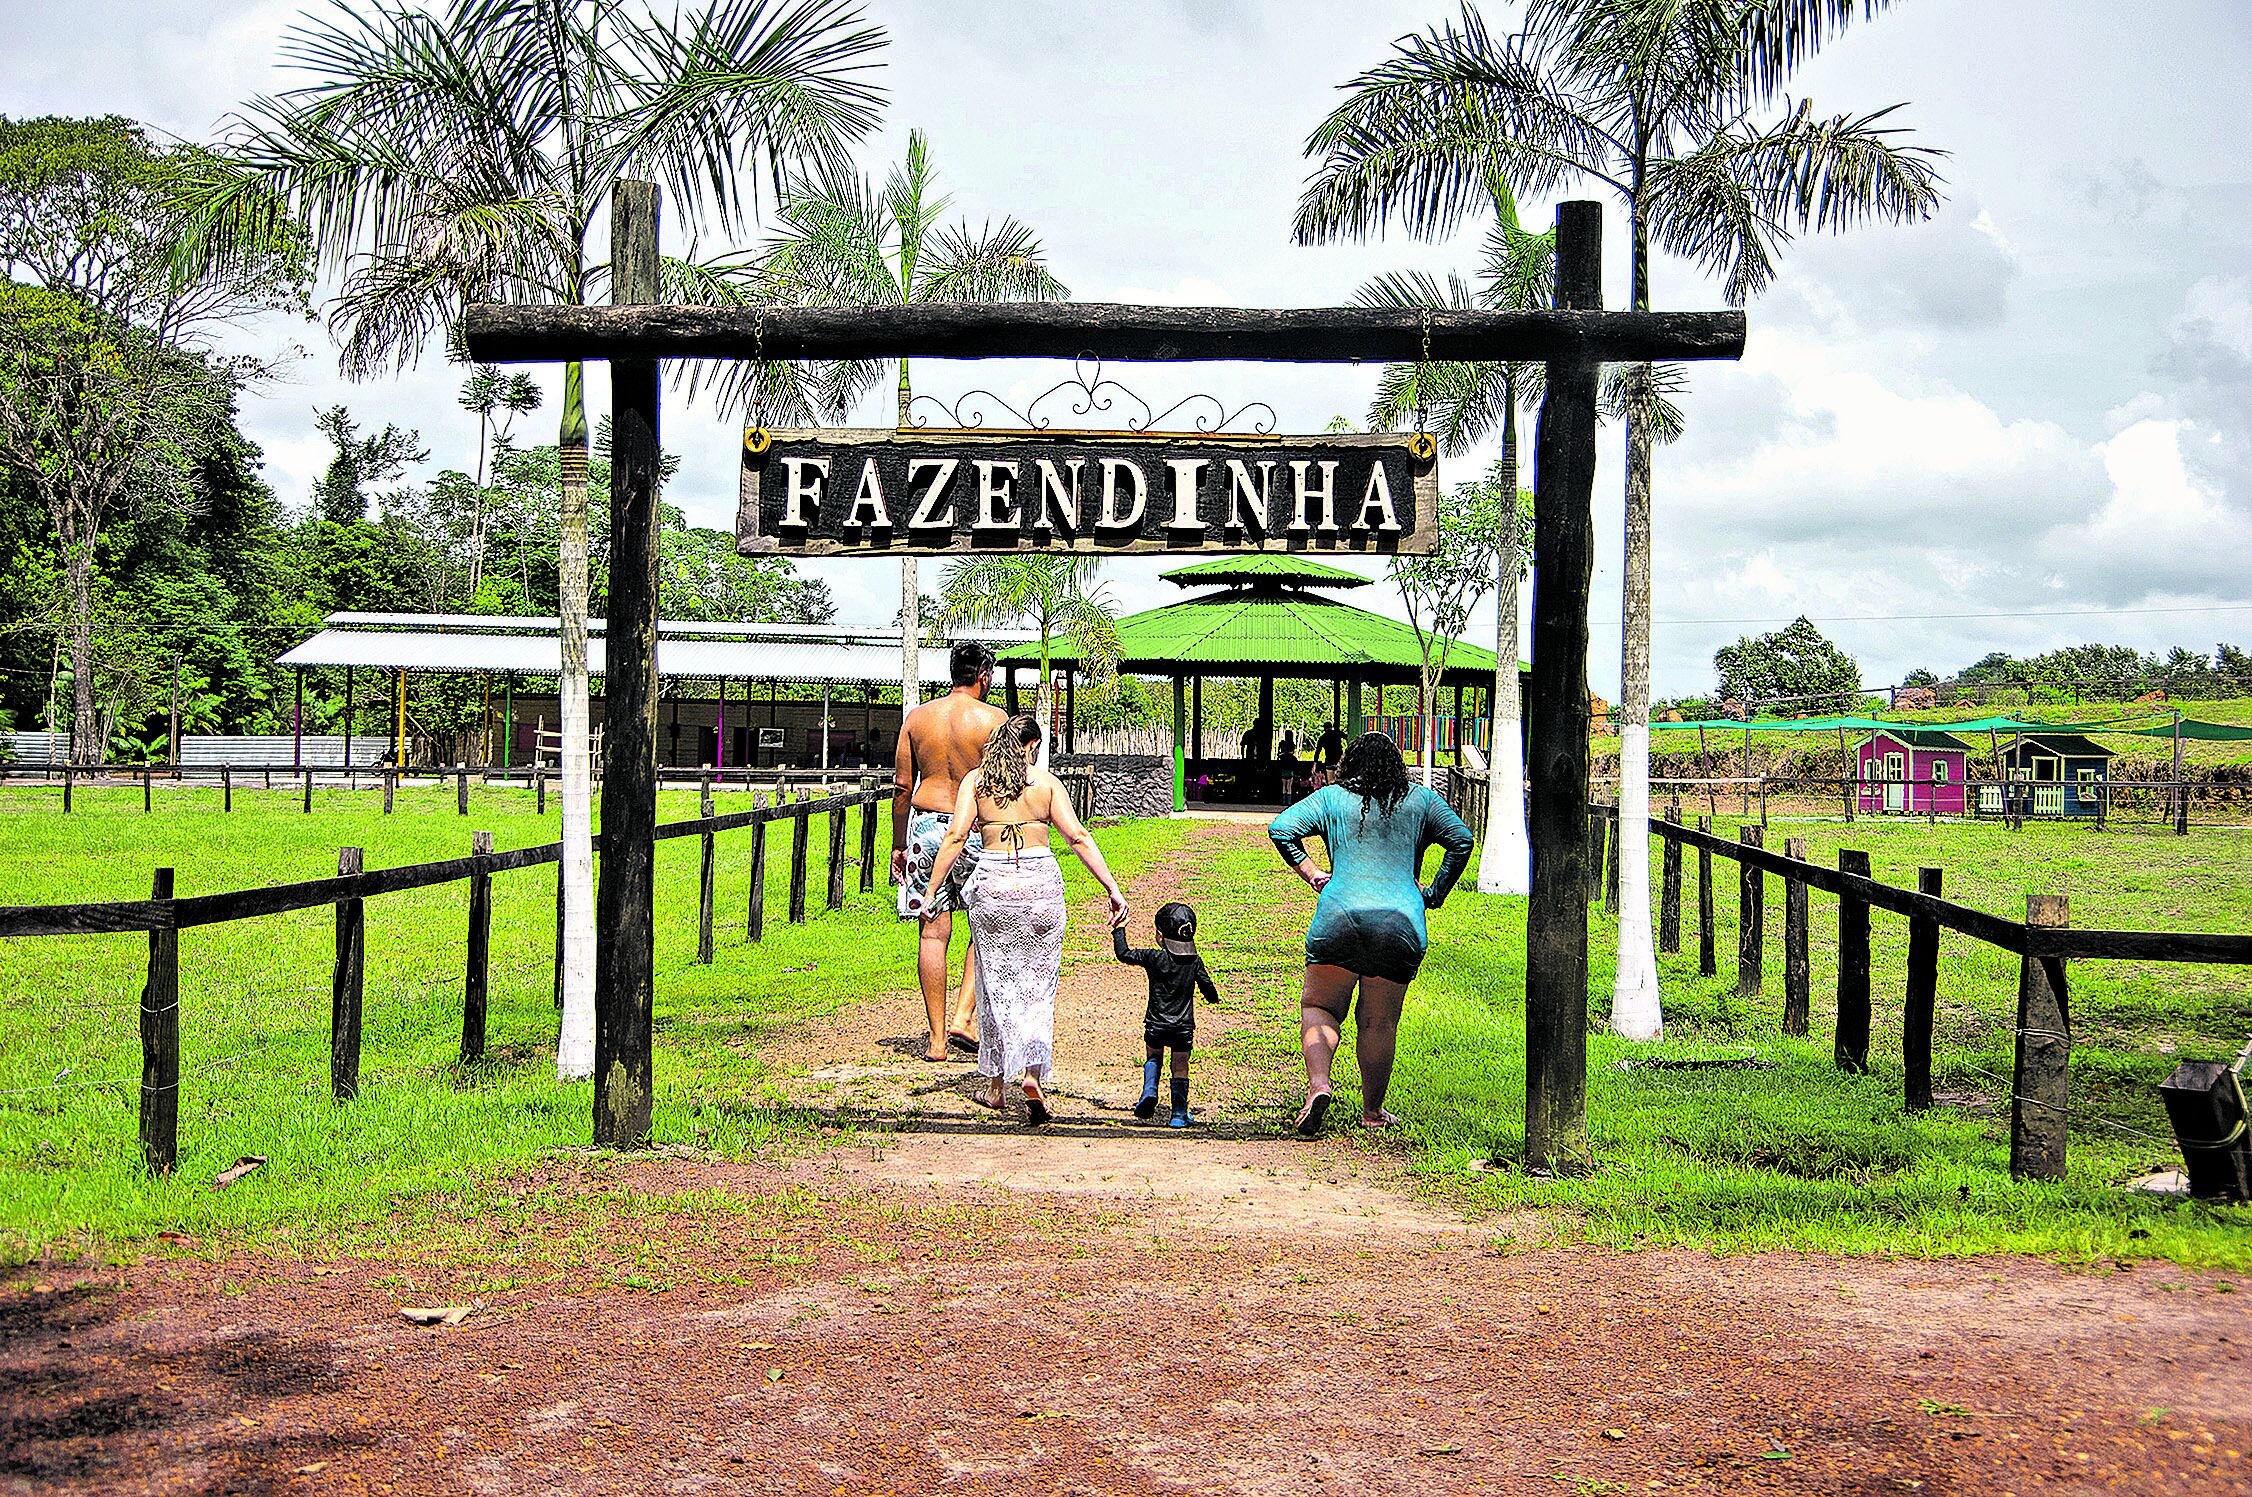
[946,1032,980,1055]
[1294,1092,1332,1139]
[919,1047,952,1063]
[1023,1080,1054,1128]
[1361,1108,1401,1130]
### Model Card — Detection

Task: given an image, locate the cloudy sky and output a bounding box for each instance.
[9,0,2250,697]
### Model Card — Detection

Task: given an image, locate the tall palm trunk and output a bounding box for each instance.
[66,542,99,765]
[555,356,597,1080]
[897,362,919,739]
[1477,391,1530,894]
[1610,214,1663,1038]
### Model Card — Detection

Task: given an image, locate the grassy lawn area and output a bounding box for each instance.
[1189,813,2252,1267]
[0,780,1173,1265]
[4,782,2248,1270]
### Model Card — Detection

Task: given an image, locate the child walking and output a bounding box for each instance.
[1113,901,1219,1128]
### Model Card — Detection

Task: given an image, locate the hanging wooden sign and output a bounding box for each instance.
[735,428,1438,557]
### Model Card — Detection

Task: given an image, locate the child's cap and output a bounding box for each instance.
[1156,901,1197,956]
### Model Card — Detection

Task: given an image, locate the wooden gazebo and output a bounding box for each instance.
[999,554,1515,810]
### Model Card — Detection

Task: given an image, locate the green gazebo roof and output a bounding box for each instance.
[997,585,1506,685]
[1157,554,1372,589]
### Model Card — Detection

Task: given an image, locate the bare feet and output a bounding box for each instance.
[1022,1077,1053,1127]
[967,1080,1006,1111]
[1361,1107,1401,1129]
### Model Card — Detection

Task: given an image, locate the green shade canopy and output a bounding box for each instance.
[1157,554,1373,589]
[2124,719,2252,741]
[996,585,1505,685]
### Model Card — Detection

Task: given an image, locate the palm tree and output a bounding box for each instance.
[1354,175,1552,893]
[458,364,542,598]
[1295,0,1942,1040]
[935,555,1120,765]
[193,0,886,1080]
[744,129,1068,724]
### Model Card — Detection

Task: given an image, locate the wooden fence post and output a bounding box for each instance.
[143,766,152,813]
[826,801,848,912]
[2010,893,2071,1180]
[1835,848,1872,1074]
[747,792,769,942]
[1603,804,1620,915]
[1904,866,1941,1109]
[696,823,716,964]
[456,767,469,815]
[221,765,231,813]
[1782,836,1810,1036]
[331,847,365,1101]
[1586,807,1607,905]
[536,763,546,815]
[62,766,72,813]
[552,858,565,1010]
[463,831,492,1065]
[1696,815,1716,978]
[858,782,878,893]
[139,868,179,1175]
[302,767,313,814]
[382,769,394,814]
[1657,804,1682,953]
[788,800,811,924]
[1736,825,1764,997]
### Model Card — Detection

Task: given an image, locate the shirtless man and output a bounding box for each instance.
[894,640,1007,1062]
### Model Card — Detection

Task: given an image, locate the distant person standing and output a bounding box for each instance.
[1266,732,1474,1136]
[894,641,1007,1063]
[1315,721,1345,771]
[1240,716,1271,762]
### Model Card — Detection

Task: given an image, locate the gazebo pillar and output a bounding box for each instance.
[1256,675,1274,757]
[1005,665,1019,714]
[1332,679,1342,733]
[1192,676,1203,760]
[1171,676,1187,813]
[1453,680,1465,764]
[1065,668,1076,753]
[343,665,354,771]
[1348,679,1363,737]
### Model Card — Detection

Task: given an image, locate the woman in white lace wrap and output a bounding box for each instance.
[919,715,1128,1124]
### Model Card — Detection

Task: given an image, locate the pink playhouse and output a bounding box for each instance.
[1854,727,1971,815]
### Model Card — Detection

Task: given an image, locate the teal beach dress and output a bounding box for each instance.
[1267,783,1475,983]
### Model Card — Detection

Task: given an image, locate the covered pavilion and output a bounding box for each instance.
[997,554,1519,812]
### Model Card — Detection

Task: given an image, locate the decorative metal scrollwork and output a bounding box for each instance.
[905,355,1278,436]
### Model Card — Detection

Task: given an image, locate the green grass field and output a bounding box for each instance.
[3,781,2248,1269]
[0,779,1175,1266]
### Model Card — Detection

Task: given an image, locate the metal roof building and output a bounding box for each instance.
[278,613,1032,686]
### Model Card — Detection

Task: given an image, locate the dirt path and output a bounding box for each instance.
[6,824,2250,1493]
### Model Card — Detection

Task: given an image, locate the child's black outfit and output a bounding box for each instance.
[1114,902,1218,1127]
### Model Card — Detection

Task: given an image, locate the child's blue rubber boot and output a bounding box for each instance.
[1167,1077,1192,1128]
[1135,1058,1161,1120]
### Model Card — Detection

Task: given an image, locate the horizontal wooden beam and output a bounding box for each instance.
[461,302,1747,366]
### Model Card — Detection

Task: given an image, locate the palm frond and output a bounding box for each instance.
[1600,362,1689,445]
[916,218,1067,304]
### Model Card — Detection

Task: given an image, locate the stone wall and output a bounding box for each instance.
[1051,753,1174,820]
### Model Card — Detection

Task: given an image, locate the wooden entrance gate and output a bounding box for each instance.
[463,183,1748,1168]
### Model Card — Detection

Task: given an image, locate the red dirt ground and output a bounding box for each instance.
[5,823,2248,1494]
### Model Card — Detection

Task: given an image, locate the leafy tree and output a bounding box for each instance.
[310,405,427,524]
[1295,0,1942,1043]
[193,0,888,1091]
[1388,465,1520,787]
[742,128,1068,716]
[935,555,1119,763]
[1901,666,1938,688]
[1713,616,1862,712]
[0,115,306,762]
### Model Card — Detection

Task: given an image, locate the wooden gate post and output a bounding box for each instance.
[456,767,469,815]
[2010,894,2071,1180]
[1657,804,1682,953]
[826,800,848,911]
[331,846,365,1101]
[222,765,231,813]
[1522,200,1602,1174]
[1695,815,1716,977]
[1735,825,1763,997]
[139,868,179,1175]
[1835,848,1872,1074]
[747,792,769,942]
[463,831,493,1064]
[1782,836,1810,1036]
[696,824,717,964]
[788,799,811,924]
[1904,866,1941,1109]
[591,178,663,1149]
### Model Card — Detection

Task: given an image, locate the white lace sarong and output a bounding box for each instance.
[965,847,1066,1084]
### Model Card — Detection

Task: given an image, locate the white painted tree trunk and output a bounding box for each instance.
[1609,387,1663,1040]
[555,428,597,1081]
[1419,677,1435,788]
[1477,522,1529,896]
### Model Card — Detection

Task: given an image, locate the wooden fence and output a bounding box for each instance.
[0,782,889,1175]
[1586,801,2252,1180]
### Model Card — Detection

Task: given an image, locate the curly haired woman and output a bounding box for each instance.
[920,714,1129,1124]
[1266,732,1474,1137]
